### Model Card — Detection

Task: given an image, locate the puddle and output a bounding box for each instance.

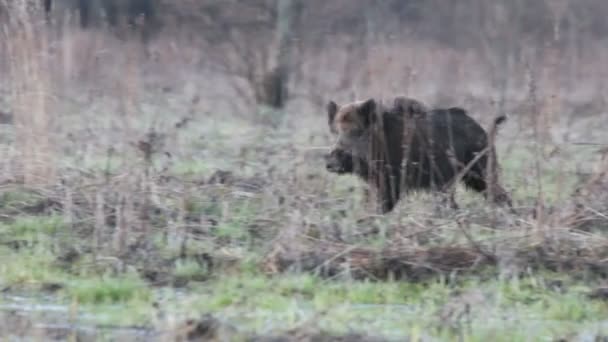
[0,293,422,341]
[0,294,155,341]
[1,295,68,313]
[2,293,607,341]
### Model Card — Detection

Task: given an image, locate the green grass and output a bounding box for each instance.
[496,276,608,322]
[66,274,151,304]
[499,144,596,203]
[171,159,214,177]
[0,216,69,287]
[214,198,260,243]
[0,215,65,240]
[2,264,606,339]
[173,258,210,281]
[145,272,606,340]
[0,190,42,207]
[0,245,66,287]
[3,190,603,340]
[0,110,606,340]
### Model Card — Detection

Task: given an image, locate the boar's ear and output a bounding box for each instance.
[358,98,376,126]
[327,101,338,127]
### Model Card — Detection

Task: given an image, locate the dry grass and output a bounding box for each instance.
[261,167,608,282]
[1,2,608,340]
[0,0,606,281]
[3,1,55,186]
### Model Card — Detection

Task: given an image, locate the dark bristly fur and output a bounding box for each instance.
[324,96,512,213]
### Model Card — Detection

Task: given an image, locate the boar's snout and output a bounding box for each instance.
[324,149,352,174]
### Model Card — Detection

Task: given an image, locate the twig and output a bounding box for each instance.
[456,219,497,263]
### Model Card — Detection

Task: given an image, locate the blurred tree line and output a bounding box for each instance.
[39,0,608,46]
[7,0,606,109]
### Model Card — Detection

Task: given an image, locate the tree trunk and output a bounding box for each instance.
[255,0,298,110]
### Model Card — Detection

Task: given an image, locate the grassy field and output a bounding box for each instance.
[0,103,607,341]
[1,5,608,341]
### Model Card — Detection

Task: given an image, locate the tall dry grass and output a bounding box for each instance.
[2,0,55,186]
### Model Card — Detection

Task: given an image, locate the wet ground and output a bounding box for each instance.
[0,295,153,341]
